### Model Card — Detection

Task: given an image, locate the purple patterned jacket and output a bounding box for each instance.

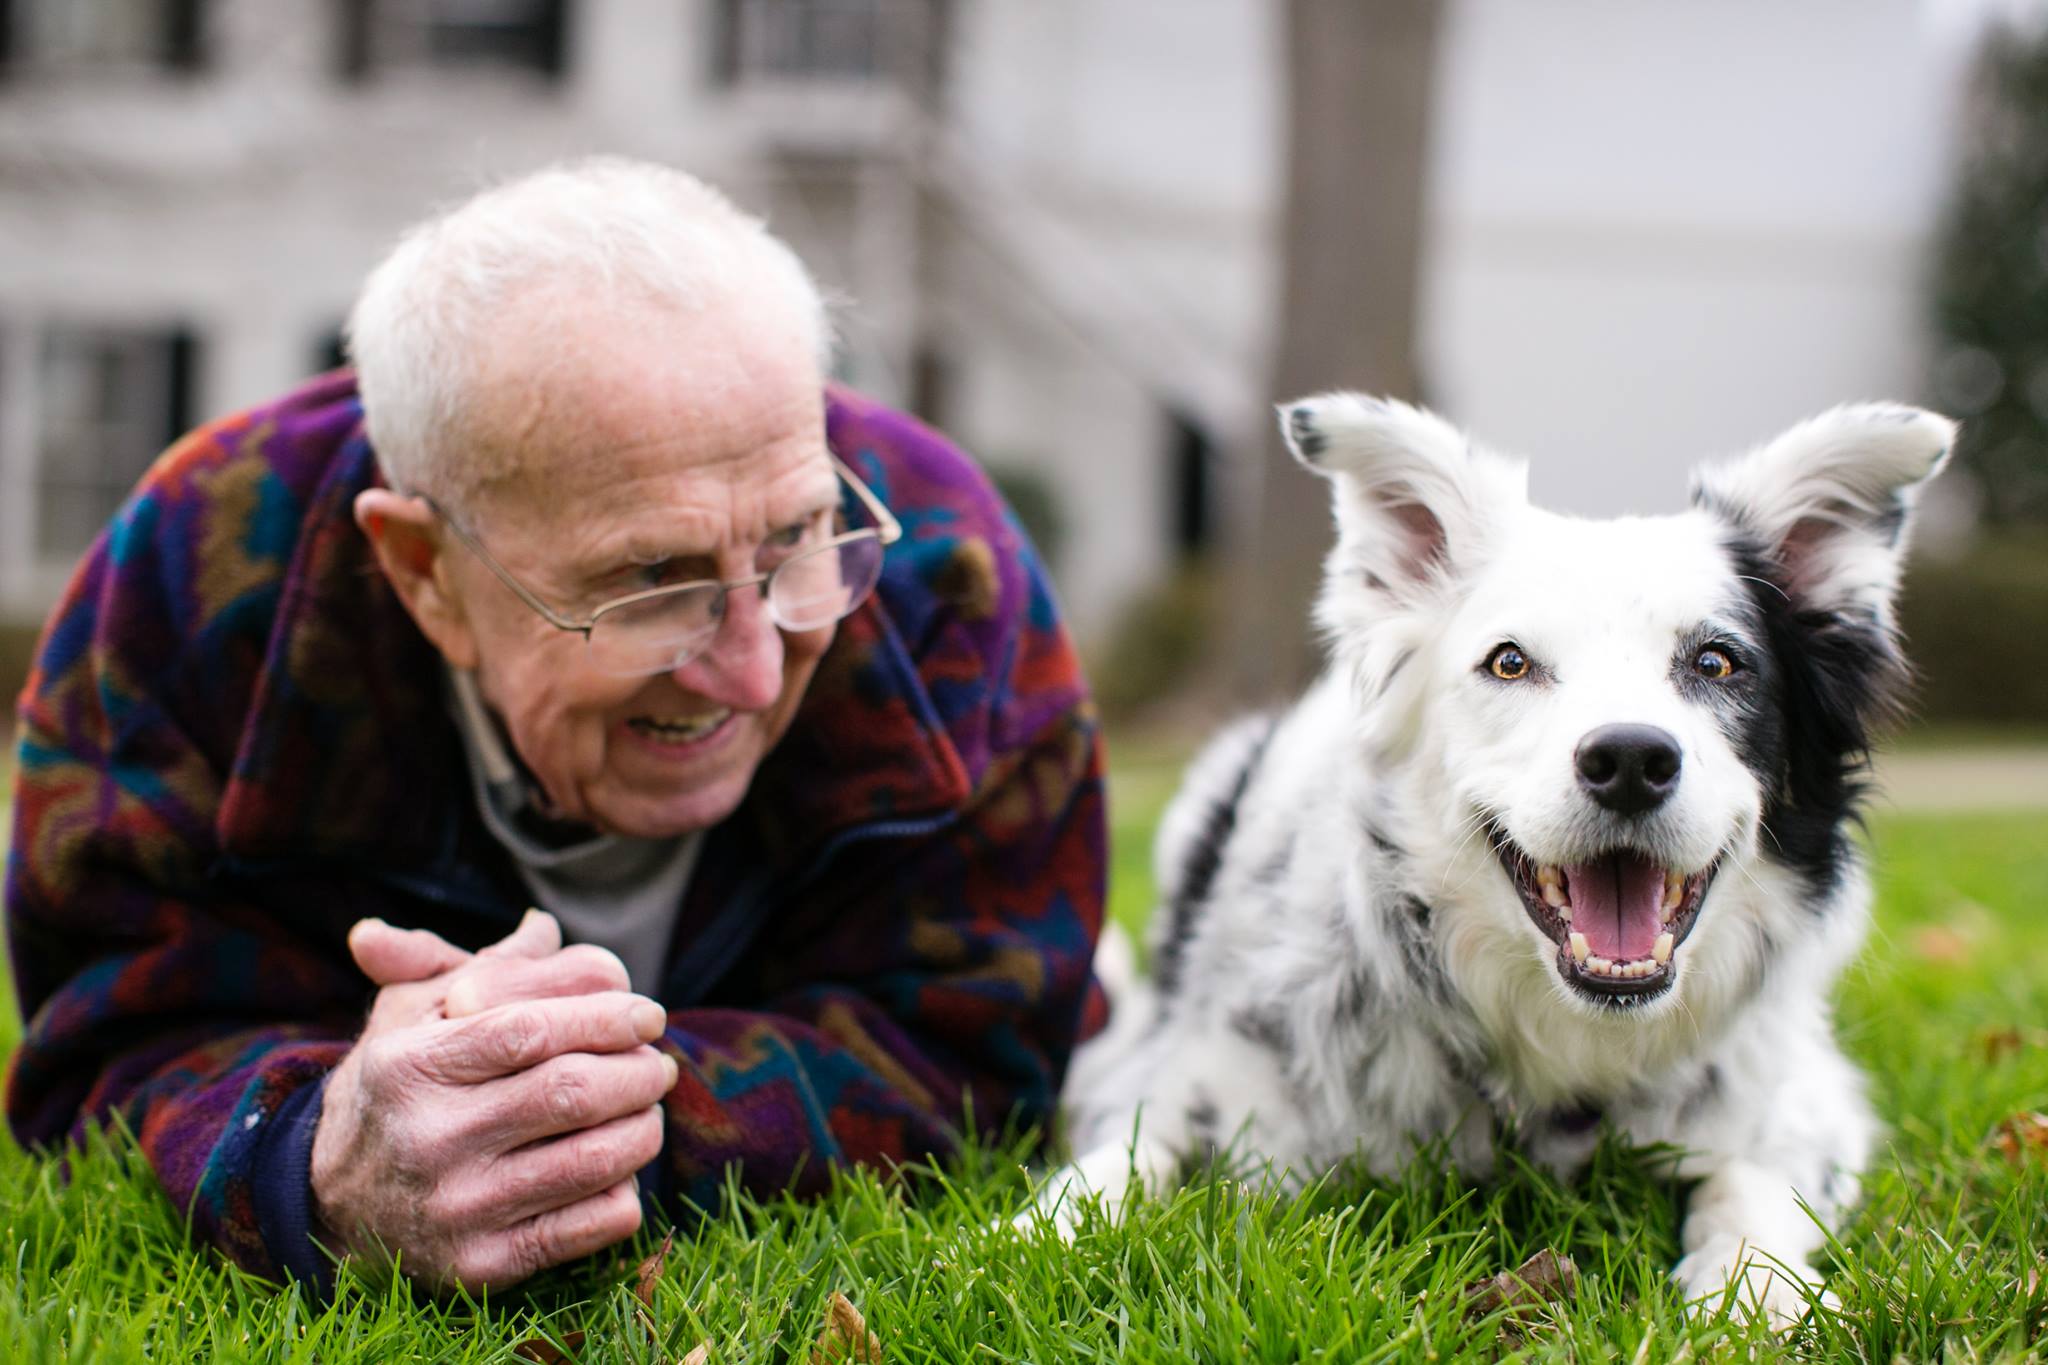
[5,371,1107,1283]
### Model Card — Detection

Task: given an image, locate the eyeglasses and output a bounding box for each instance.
[418,455,901,678]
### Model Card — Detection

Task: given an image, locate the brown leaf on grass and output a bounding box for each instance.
[811,1291,883,1363]
[680,1344,711,1365]
[1462,1248,1581,1320]
[1990,1112,2048,1163]
[1977,1025,2048,1062]
[1911,925,1973,964]
[635,1229,676,1309]
[513,1331,586,1363]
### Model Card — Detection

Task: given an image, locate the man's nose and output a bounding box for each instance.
[676,581,783,709]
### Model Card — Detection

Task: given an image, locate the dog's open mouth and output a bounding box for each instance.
[1491,834,1718,1002]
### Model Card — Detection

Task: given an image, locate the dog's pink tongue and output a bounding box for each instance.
[1566,853,1664,960]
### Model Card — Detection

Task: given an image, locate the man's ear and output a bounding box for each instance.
[1689,403,1955,627]
[354,488,480,669]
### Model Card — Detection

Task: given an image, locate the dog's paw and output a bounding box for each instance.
[1007,1164,1105,1243]
[1674,1236,1833,1333]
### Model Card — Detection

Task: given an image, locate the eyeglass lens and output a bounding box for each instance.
[586,533,886,676]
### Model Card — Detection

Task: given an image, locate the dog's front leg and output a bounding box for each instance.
[1668,1031,1874,1332]
[1673,1157,1847,1331]
[1017,1130,1185,1242]
[1017,1020,1306,1241]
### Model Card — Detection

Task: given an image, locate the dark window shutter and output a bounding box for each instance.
[336,0,372,82]
[161,0,207,72]
[1169,408,1214,557]
[708,0,741,85]
[164,327,199,448]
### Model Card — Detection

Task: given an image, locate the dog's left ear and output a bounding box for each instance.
[1690,403,1955,624]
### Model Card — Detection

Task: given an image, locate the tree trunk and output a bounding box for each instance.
[1229,0,1442,701]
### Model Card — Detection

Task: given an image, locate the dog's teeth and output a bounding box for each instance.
[1586,954,1611,974]
[1569,931,1590,964]
[1663,872,1683,913]
[1537,864,1562,887]
[1541,881,1567,909]
[1555,902,1572,922]
[1652,932,1673,965]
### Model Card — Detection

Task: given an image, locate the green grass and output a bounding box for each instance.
[3,738,2046,1361]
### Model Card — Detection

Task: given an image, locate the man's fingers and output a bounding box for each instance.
[477,907,563,961]
[446,1106,665,1229]
[414,993,670,1084]
[475,1046,679,1150]
[449,1177,644,1291]
[349,917,471,986]
[441,944,633,1019]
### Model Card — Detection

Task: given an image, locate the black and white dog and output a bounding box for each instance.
[1030,394,1953,1327]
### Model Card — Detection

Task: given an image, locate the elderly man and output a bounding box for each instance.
[5,159,1106,1291]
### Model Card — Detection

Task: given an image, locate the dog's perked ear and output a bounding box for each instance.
[1690,404,1955,626]
[1278,393,1525,599]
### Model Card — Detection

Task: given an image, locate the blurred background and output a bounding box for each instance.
[0,0,2043,769]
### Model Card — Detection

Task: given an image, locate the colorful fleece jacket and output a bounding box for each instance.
[5,370,1107,1283]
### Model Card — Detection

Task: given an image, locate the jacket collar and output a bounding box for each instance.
[215,386,970,873]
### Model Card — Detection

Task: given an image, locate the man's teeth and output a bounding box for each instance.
[633,709,731,741]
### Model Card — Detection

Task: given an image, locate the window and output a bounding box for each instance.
[2,0,206,76]
[313,323,348,375]
[335,0,567,83]
[35,325,197,561]
[709,0,945,89]
[1168,408,1215,557]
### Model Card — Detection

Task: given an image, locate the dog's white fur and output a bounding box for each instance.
[1030,396,1953,1330]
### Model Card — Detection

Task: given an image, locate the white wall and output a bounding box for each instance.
[1421,0,1977,514]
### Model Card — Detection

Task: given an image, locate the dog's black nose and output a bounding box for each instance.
[1575,724,1682,815]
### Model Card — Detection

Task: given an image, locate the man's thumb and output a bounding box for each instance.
[347,917,472,986]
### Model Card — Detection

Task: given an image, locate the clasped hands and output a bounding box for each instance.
[309,909,677,1291]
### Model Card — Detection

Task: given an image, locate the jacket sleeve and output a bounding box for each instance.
[5,478,367,1283]
[653,595,1107,1210]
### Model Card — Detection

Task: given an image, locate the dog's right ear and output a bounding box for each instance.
[1280,393,1524,597]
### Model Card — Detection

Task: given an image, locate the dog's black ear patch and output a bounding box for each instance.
[1722,531,1910,897]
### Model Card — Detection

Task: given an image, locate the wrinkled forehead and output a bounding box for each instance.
[460,288,830,526]
[1452,506,1748,646]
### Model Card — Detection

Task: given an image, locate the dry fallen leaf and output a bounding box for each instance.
[635,1229,676,1310]
[513,1331,586,1363]
[680,1344,710,1365]
[1990,1112,2048,1163]
[811,1291,883,1363]
[1911,925,1973,964]
[1462,1248,1582,1320]
[1977,1025,2048,1062]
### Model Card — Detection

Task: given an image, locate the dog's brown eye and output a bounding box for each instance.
[1488,645,1531,681]
[1695,648,1735,680]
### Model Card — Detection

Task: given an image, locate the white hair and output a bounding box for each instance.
[345,156,833,507]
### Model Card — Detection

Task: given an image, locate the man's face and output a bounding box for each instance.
[438,289,836,839]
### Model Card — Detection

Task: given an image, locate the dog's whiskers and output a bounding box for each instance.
[1733,573,1791,603]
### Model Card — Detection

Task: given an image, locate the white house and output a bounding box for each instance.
[0,0,2009,643]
